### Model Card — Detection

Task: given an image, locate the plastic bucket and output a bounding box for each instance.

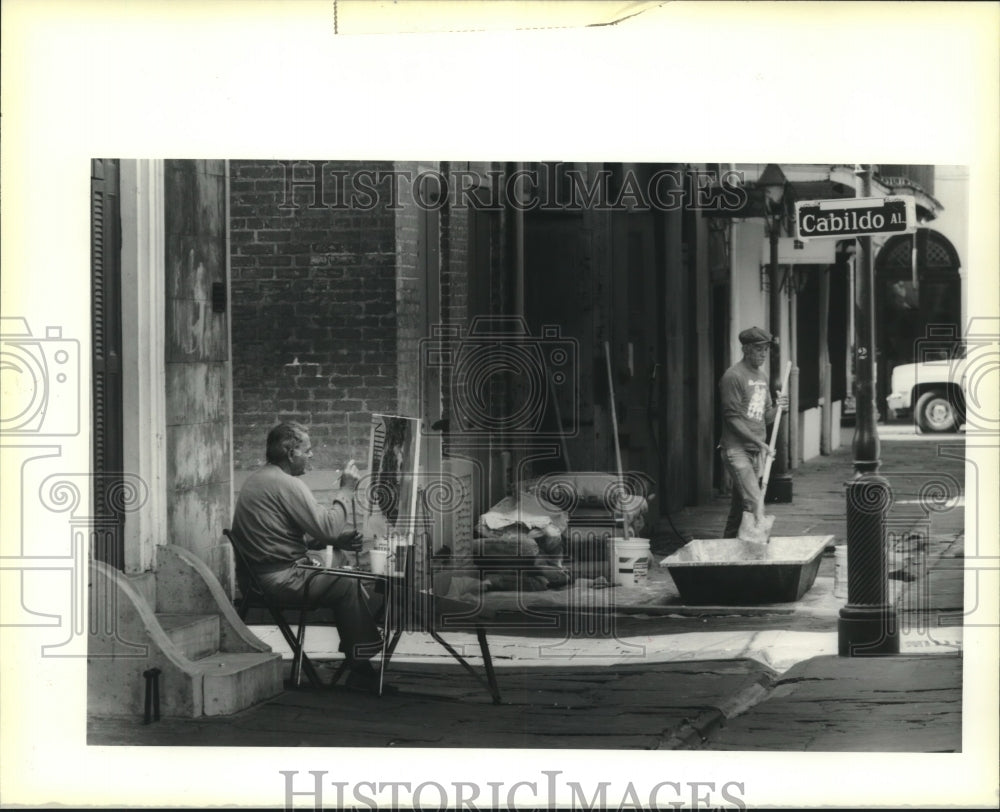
[833,545,848,599]
[614,538,651,587]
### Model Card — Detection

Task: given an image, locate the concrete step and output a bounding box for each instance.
[128,572,156,609]
[188,651,284,716]
[157,613,220,660]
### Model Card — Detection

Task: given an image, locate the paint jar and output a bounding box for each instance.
[369,549,388,576]
[833,545,848,599]
[320,545,335,568]
[614,537,651,587]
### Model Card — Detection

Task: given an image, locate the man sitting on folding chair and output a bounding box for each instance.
[232,421,387,693]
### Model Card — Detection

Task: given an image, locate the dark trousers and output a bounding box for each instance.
[257,565,382,662]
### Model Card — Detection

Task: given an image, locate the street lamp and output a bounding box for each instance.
[838,164,899,656]
[759,164,793,502]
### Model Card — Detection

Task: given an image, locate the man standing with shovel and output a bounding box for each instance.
[719,327,789,542]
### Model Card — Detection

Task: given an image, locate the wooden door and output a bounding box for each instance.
[524,216,597,474]
[611,213,658,490]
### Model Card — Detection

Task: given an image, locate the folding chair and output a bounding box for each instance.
[223,529,388,690]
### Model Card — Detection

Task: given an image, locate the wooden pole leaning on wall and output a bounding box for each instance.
[604,341,630,541]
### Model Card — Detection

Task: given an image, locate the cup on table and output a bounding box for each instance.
[320,545,334,568]
[369,549,388,576]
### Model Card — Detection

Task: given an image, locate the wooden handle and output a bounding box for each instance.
[604,341,629,538]
[759,361,792,506]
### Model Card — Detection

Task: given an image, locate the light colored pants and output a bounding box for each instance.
[257,563,382,662]
[721,446,763,538]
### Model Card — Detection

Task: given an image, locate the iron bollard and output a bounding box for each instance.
[838,474,900,655]
[143,667,161,724]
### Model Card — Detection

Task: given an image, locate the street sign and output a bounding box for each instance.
[761,236,836,265]
[795,195,916,240]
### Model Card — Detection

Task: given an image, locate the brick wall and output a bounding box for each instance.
[229,160,398,470]
[392,160,425,420]
[229,160,514,560]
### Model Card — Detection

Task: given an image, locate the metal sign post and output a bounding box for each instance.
[797,180,904,656]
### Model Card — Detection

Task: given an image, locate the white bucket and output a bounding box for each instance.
[614,537,651,587]
[833,545,848,599]
[368,549,389,576]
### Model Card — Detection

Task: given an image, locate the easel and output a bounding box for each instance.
[294,530,500,703]
[363,413,501,703]
[379,527,501,704]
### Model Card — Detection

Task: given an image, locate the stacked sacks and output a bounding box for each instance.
[473,492,570,592]
[527,472,651,581]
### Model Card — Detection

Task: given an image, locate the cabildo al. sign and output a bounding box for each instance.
[795,195,915,240]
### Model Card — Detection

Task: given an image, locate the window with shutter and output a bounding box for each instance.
[90,159,125,569]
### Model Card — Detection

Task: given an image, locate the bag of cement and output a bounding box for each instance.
[528,472,651,533]
[737,511,774,544]
[477,493,568,538]
[472,531,540,558]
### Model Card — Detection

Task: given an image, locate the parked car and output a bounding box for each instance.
[886,349,967,432]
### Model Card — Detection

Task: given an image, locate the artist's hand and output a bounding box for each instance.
[338,459,361,490]
[334,529,364,552]
[776,393,789,413]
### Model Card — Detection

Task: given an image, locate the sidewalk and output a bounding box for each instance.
[87,649,962,751]
[704,653,962,752]
[652,423,965,556]
[88,426,967,751]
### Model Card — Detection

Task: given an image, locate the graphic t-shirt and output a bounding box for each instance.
[719,359,772,450]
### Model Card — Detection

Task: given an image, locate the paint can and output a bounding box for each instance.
[369,549,388,576]
[614,537,650,587]
[834,545,848,599]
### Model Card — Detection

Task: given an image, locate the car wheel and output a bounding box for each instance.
[915,390,958,433]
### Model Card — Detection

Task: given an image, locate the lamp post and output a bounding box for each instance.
[838,164,898,656]
[759,164,792,502]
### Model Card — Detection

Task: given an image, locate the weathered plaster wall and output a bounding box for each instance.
[163,159,232,587]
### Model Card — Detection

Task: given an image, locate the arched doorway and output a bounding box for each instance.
[874,228,962,413]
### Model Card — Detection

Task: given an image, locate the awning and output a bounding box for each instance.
[704,164,942,222]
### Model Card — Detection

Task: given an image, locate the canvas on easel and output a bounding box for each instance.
[366,414,422,562]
